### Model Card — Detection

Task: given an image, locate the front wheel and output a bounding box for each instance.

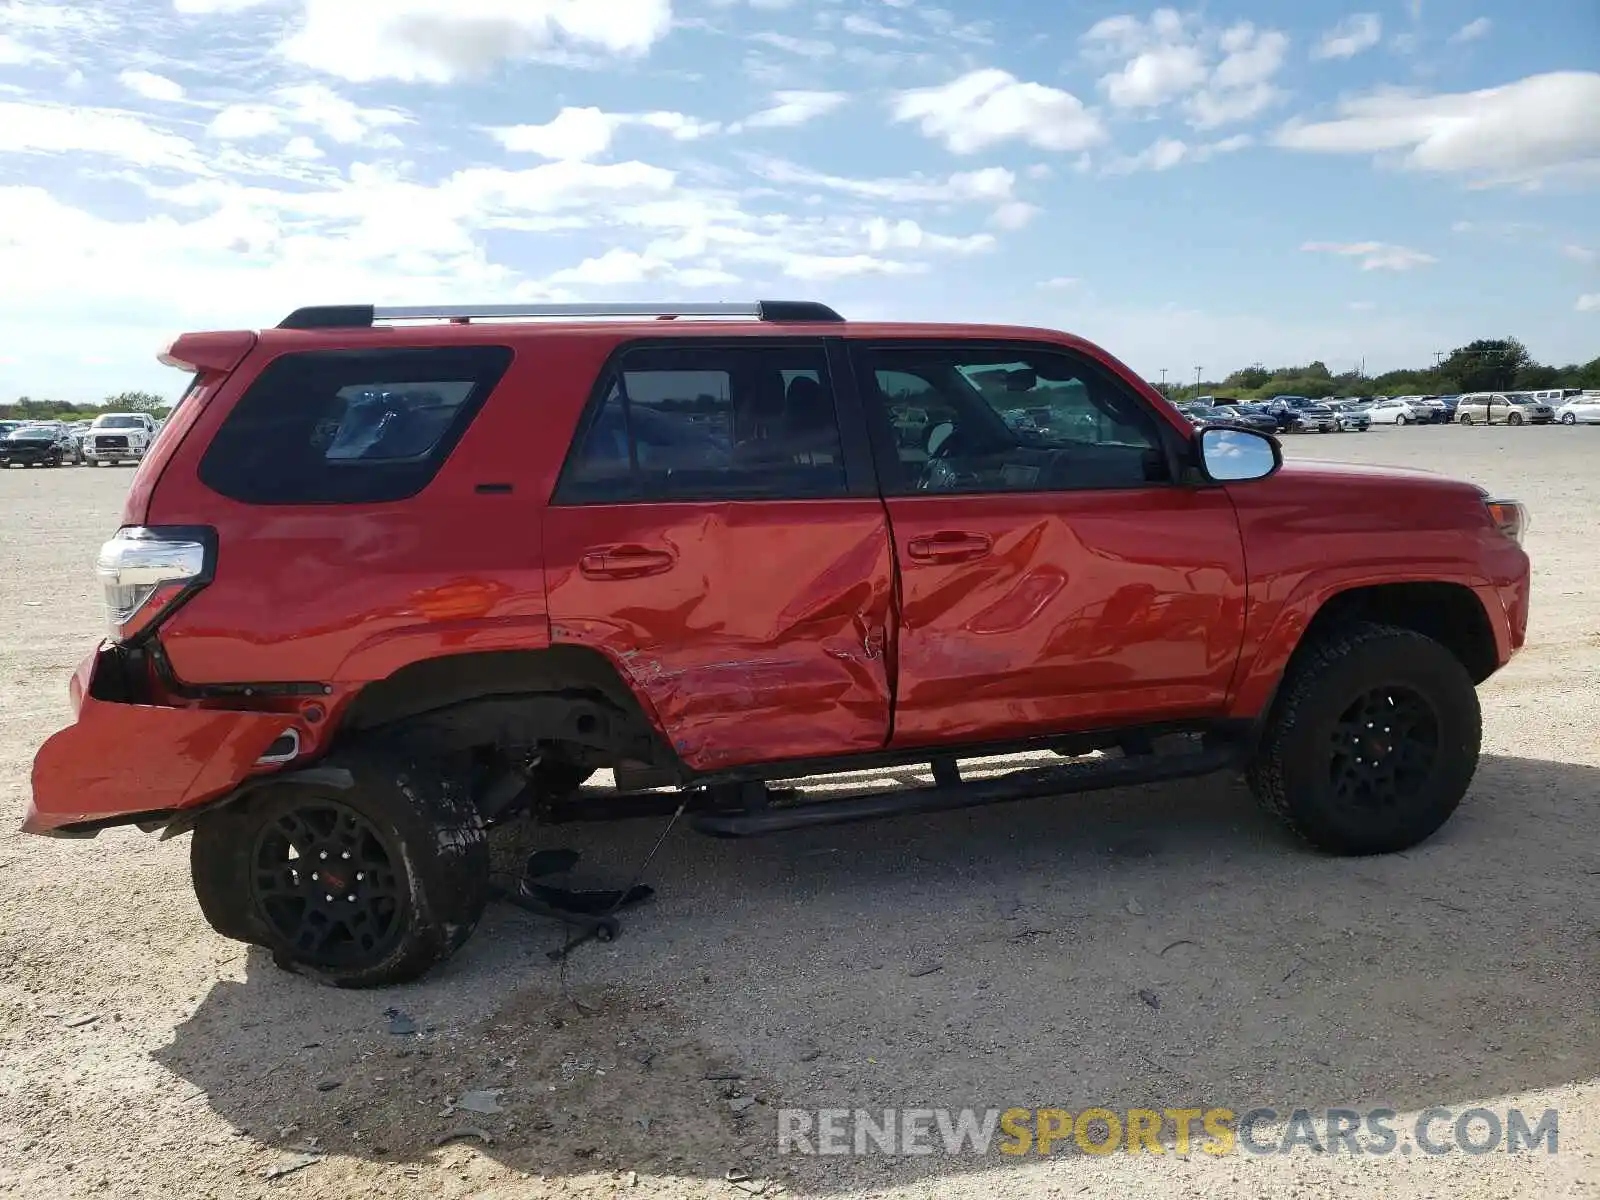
[1561,412,1577,425]
[190,748,490,987]
[1507,412,1523,427]
[1394,414,1408,425]
[1248,623,1481,856]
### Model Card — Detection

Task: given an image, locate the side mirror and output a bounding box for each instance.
[1200,426,1280,482]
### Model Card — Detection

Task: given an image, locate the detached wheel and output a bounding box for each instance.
[1248,623,1480,855]
[190,749,490,987]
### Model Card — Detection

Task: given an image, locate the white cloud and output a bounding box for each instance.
[749,32,835,57]
[776,254,926,281]
[862,217,993,255]
[1562,244,1596,264]
[276,0,675,83]
[207,105,286,140]
[742,91,848,129]
[492,107,719,159]
[0,34,45,64]
[547,247,737,287]
[989,201,1040,230]
[1038,276,1080,289]
[1082,13,1287,129]
[1302,240,1437,270]
[207,84,411,147]
[1106,136,1190,173]
[1576,294,1600,312]
[750,157,1015,204]
[1275,71,1600,186]
[119,70,186,102]
[1449,17,1491,44]
[840,14,907,40]
[1312,14,1382,60]
[173,0,275,10]
[1101,44,1207,109]
[891,69,1105,154]
[0,101,205,172]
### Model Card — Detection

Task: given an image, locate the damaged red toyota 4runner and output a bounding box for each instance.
[26,301,1531,987]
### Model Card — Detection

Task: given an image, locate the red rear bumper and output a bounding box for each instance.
[24,646,295,836]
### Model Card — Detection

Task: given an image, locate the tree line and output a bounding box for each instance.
[1154,339,1600,403]
[0,391,170,422]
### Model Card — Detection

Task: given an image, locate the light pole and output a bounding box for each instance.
[1194,366,1203,385]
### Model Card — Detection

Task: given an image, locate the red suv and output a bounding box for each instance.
[27,301,1530,986]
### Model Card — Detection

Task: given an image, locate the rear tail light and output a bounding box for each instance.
[1484,499,1528,546]
[95,526,214,642]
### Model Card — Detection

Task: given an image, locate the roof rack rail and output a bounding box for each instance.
[277,300,845,330]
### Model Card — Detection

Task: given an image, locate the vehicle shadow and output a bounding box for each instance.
[154,752,1600,1193]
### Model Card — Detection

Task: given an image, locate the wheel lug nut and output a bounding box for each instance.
[355,872,364,881]
[311,872,319,881]
[320,851,329,860]
[342,851,351,860]
[347,894,357,903]
[325,894,334,902]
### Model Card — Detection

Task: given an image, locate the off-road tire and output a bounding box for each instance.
[1247,622,1481,855]
[191,748,490,987]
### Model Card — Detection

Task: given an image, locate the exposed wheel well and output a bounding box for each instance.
[335,647,674,768]
[1300,582,1499,683]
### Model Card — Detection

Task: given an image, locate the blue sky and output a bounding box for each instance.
[0,0,1596,401]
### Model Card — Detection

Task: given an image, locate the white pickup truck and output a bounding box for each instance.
[84,412,158,466]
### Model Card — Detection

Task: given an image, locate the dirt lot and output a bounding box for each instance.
[2,427,1597,1200]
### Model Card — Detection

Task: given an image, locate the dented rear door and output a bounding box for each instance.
[542,338,894,772]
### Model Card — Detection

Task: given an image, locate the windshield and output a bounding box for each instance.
[93,415,144,429]
[9,425,55,438]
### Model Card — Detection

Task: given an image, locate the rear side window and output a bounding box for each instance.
[198,346,512,504]
[554,342,848,503]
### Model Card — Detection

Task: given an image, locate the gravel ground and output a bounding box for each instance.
[1,427,1597,1199]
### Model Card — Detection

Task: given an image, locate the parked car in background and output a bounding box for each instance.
[1206,403,1281,434]
[1368,398,1422,425]
[1264,396,1339,433]
[1555,392,1600,425]
[84,412,159,465]
[1433,395,1463,420]
[1324,401,1371,432]
[1456,392,1556,426]
[0,421,76,467]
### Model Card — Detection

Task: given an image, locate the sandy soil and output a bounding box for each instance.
[1,427,1596,1199]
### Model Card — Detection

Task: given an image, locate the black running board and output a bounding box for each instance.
[690,745,1238,838]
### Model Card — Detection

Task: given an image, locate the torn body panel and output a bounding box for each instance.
[25,647,295,835]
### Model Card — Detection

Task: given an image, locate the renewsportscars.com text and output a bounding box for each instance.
[777,1106,1560,1157]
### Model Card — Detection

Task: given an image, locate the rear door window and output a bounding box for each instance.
[554,342,848,503]
[197,346,512,505]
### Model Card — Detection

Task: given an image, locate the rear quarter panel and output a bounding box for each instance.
[1225,462,1530,718]
[144,330,616,685]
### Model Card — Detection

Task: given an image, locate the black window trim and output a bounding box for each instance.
[844,337,1194,496]
[549,335,879,507]
[196,343,515,507]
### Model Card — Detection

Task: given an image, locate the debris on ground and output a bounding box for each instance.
[1138,989,1161,1010]
[434,1127,495,1147]
[262,1152,323,1180]
[1126,898,1146,916]
[63,1014,100,1028]
[906,961,943,977]
[453,1089,505,1115]
[728,1096,757,1113]
[384,1007,418,1036]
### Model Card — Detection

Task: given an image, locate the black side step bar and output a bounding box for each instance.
[690,744,1240,838]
